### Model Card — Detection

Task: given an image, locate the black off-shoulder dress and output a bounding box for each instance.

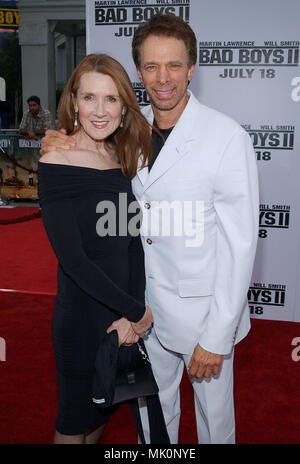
[38,162,146,435]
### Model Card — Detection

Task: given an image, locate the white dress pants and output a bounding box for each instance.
[139,328,235,444]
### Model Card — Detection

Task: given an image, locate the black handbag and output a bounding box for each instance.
[113,340,159,405]
[92,331,158,408]
[92,330,170,444]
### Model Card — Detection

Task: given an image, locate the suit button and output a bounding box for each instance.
[232,326,238,343]
[144,202,151,209]
[146,238,153,245]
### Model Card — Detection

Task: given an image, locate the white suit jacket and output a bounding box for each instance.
[132,91,259,356]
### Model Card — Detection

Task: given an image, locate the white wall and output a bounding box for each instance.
[86,0,300,323]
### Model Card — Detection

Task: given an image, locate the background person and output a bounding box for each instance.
[19,95,55,139]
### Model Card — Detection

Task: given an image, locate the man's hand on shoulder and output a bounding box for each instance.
[188,344,223,380]
[40,128,76,155]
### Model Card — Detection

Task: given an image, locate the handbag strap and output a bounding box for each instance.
[129,399,146,444]
[129,342,170,444]
[129,395,170,444]
[137,342,151,363]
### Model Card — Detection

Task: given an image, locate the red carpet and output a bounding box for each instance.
[0,207,57,294]
[1,207,300,444]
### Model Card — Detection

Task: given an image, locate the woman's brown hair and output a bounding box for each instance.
[57,53,152,179]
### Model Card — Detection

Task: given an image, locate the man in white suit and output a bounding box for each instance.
[41,14,259,444]
[131,14,259,444]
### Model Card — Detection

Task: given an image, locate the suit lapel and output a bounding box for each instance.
[141,91,198,193]
[142,136,188,192]
[136,163,149,186]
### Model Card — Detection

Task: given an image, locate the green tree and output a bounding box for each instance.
[0,32,22,127]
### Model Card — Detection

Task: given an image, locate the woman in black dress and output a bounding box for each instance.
[38,54,154,444]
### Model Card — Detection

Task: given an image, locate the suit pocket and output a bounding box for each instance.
[178,278,213,297]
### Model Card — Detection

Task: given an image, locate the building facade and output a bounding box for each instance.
[18,0,85,119]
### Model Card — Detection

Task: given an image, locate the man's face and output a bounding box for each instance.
[28,101,41,116]
[137,35,195,115]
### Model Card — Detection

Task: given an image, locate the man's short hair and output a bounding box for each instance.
[132,13,197,69]
[27,95,40,105]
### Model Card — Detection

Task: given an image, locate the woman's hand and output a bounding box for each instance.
[131,306,154,338]
[40,129,76,155]
[106,317,139,346]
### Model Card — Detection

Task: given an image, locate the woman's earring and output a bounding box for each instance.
[74,111,79,128]
[120,110,126,128]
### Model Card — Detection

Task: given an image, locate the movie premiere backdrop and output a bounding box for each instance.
[86,0,300,323]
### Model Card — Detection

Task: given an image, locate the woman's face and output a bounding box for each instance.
[74,71,124,141]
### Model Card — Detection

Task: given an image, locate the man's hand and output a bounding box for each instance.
[131,306,154,338]
[26,130,38,140]
[40,128,76,155]
[107,317,139,346]
[188,344,223,379]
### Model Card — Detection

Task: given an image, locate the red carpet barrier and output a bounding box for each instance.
[0,208,41,226]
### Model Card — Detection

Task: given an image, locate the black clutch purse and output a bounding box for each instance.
[92,331,158,408]
[113,341,158,404]
[92,330,170,444]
